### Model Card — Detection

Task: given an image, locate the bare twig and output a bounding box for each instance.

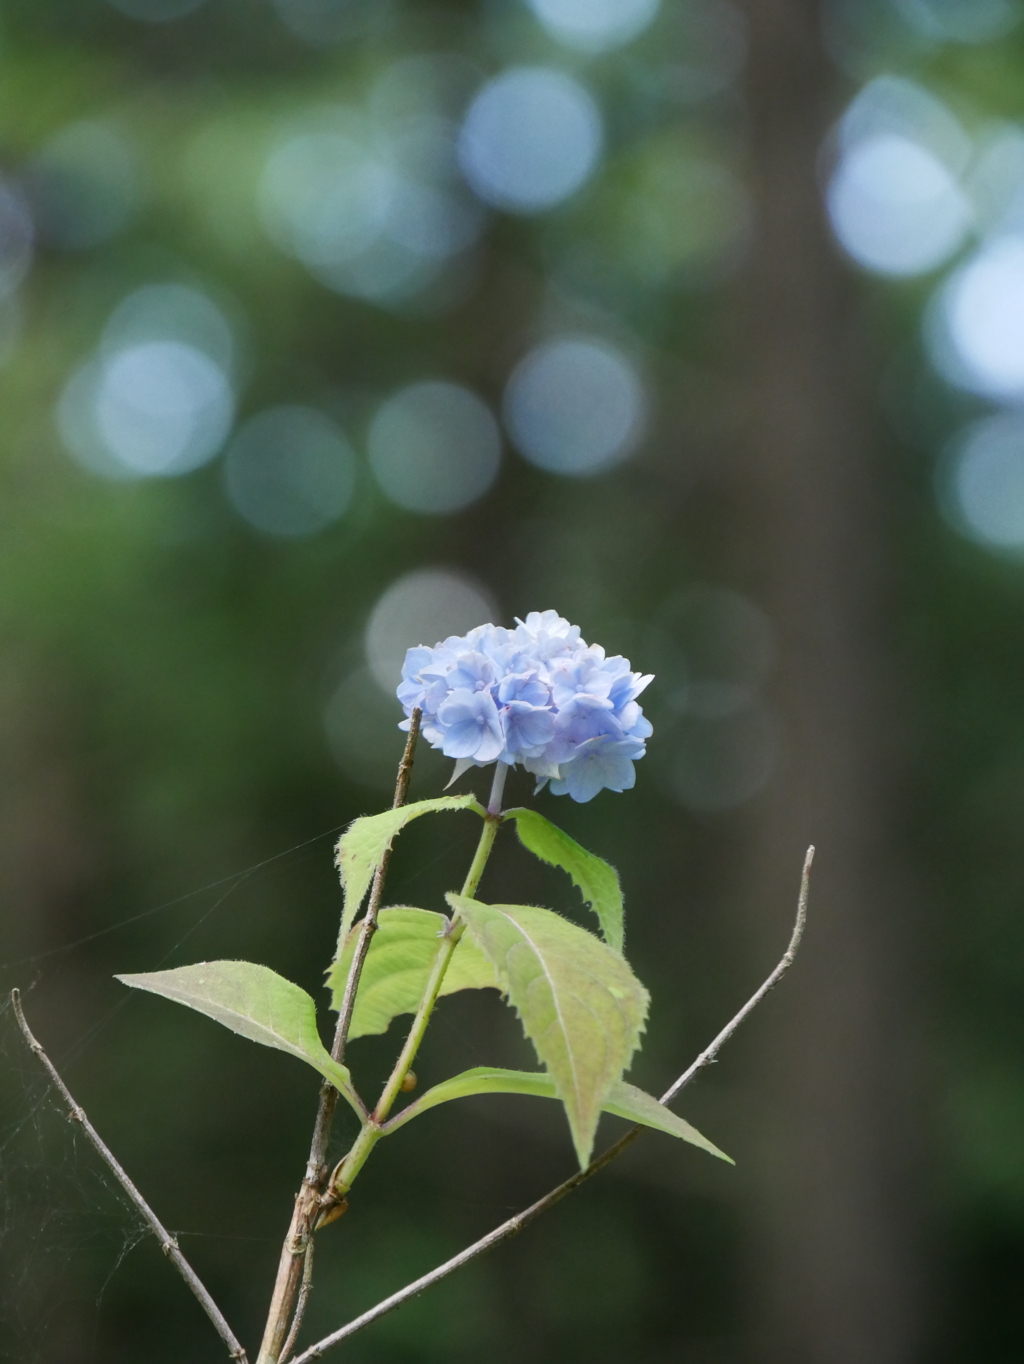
[660,843,812,1106]
[289,847,814,1364]
[333,707,422,1063]
[256,712,422,1364]
[10,988,249,1364]
[279,1239,314,1364]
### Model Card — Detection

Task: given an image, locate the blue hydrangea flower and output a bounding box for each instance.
[397,610,653,802]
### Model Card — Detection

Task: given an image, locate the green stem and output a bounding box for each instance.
[459,804,501,900]
[331,780,505,1195]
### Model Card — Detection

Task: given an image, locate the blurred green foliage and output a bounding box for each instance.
[3,1,1024,1361]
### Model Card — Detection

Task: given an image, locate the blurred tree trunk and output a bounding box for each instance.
[727,3,923,1362]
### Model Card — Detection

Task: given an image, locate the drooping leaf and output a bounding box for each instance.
[334,795,485,954]
[116,961,362,1117]
[504,807,625,952]
[446,895,649,1168]
[603,1081,731,1162]
[327,906,498,1038]
[389,1066,561,1121]
[383,1065,732,1163]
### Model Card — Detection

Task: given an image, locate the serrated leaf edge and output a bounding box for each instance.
[333,794,485,955]
[503,807,625,953]
[447,895,649,1167]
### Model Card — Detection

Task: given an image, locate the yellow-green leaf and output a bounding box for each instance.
[504,807,625,951]
[334,795,484,955]
[383,1065,732,1163]
[116,961,362,1118]
[446,895,649,1168]
[327,906,498,1038]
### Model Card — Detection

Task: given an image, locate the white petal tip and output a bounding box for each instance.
[445,757,475,789]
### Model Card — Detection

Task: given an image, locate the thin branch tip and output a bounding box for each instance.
[801,843,815,886]
[789,845,814,954]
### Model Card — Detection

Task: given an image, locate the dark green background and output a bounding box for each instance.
[1,1,1023,1361]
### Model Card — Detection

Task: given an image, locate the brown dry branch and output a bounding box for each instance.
[256,709,422,1364]
[280,1238,315,1364]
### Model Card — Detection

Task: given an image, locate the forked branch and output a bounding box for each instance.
[10,988,249,1364]
[288,845,815,1363]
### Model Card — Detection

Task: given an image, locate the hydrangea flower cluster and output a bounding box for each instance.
[397,610,653,803]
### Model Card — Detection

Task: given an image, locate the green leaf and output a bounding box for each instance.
[116,961,362,1117]
[446,895,650,1168]
[383,1065,732,1163]
[603,1081,732,1162]
[383,1065,559,1129]
[327,906,498,1038]
[504,807,624,952]
[334,795,485,954]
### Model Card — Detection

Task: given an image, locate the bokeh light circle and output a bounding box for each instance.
[365,568,497,693]
[457,67,602,213]
[667,705,779,813]
[272,0,374,46]
[503,335,646,475]
[65,341,233,478]
[56,280,243,480]
[657,0,747,104]
[261,128,390,268]
[643,584,778,812]
[102,283,237,372]
[527,0,661,52]
[943,412,1024,551]
[646,584,777,715]
[370,52,484,127]
[58,359,136,481]
[223,406,356,538]
[368,381,501,513]
[325,666,415,789]
[24,121,142,252]
[105,0,208,19]
[893,0,1023,44]
[827,133,971,277]
[260,114,482,304]
[0,180,33,300]
[930,238,1024,398]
